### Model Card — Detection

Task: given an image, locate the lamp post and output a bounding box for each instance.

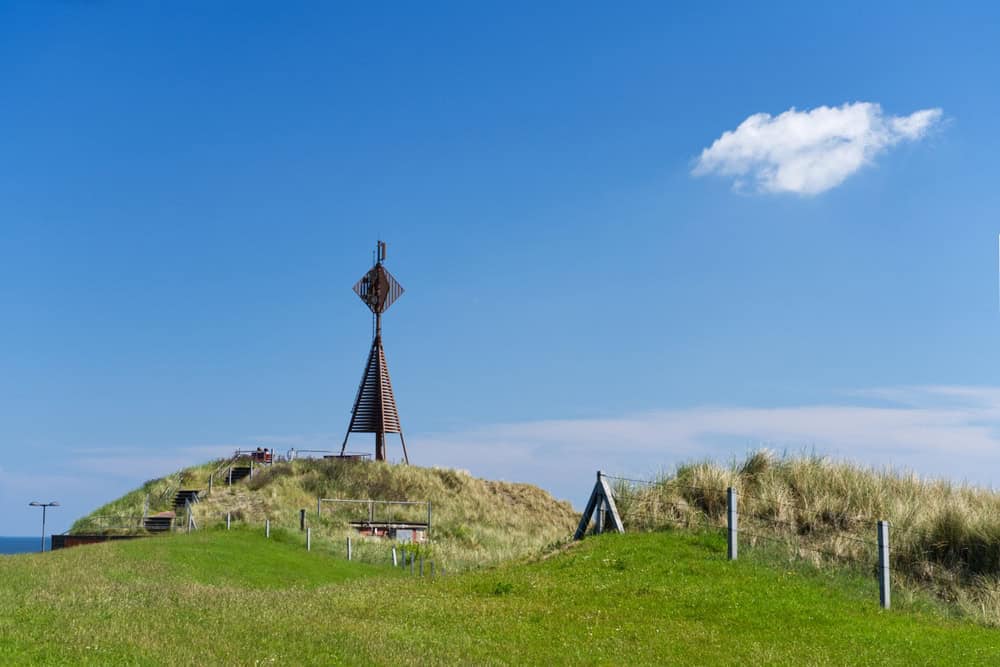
[28,501,59,553]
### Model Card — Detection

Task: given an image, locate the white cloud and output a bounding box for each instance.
[693,102,943,195]
[411,386,1000,507]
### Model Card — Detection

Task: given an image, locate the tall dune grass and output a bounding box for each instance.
[72,458,578,573]
[612,450,1000,625]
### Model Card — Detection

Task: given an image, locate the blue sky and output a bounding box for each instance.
[3,3,1000,534]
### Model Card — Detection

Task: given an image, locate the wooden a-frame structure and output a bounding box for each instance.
[574,470,624,539]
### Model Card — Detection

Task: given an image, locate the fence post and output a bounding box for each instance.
[727,487,738,561]
[307,527,312,551]
[878,520,890,610]
[392,546,398,567]
[347,536,353,561]
[266,519,270,539]
[317,497,322,518]
[300,509,306,531]
[208,475,213,495]
[430,561,435,578]
[226,512,231,530]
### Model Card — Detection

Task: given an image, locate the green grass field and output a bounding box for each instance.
[2,527,998,665]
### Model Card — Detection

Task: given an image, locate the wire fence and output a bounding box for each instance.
[589,471,1000,611]
[191,508,446,578]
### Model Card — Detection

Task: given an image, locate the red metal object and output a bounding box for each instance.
[341,241,409,463]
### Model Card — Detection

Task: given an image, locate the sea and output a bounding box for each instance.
[0,536,51,555]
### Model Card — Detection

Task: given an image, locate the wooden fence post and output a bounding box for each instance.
[266,519,270,539]
[317,497,321,518]
[300,509,306,531]
[878,520,890,609]
[307,528,312,551]
[727,487,738,561]
[347,536,353,561]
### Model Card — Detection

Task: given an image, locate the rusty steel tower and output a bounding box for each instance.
[341,241,409,463]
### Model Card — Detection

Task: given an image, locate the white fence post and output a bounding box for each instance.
[727,487,738,561]
[226,512,231,530]
[392,546,398,567]
[307,527,312,551]
[878,520,890,609]
[266,519,270,539]
[347,536,353,561]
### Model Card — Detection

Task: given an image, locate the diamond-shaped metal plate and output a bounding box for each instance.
[353,264,404,314]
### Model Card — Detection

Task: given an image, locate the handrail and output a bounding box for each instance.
[207,454,246,495]
[288,449,371,460]
[209,454,242,479]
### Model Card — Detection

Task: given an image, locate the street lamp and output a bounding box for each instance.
[28,502,59,553]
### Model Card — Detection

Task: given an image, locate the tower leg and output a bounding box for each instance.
[399,432,410,465]
[375,432,386,462]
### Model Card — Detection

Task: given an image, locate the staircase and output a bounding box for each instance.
[224,465,252,485]
[143,512,175,533]
[173,489,201,511]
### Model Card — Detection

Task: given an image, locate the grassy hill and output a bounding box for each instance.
[2,528,999,665]
[72,458,579,571]
[612,450,1000,626]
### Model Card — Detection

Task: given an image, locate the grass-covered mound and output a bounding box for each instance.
[2,529,998,664]
[613,450,1000,625]
[74,458,578,571]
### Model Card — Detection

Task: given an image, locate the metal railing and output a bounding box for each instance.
[317,498,431,532]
